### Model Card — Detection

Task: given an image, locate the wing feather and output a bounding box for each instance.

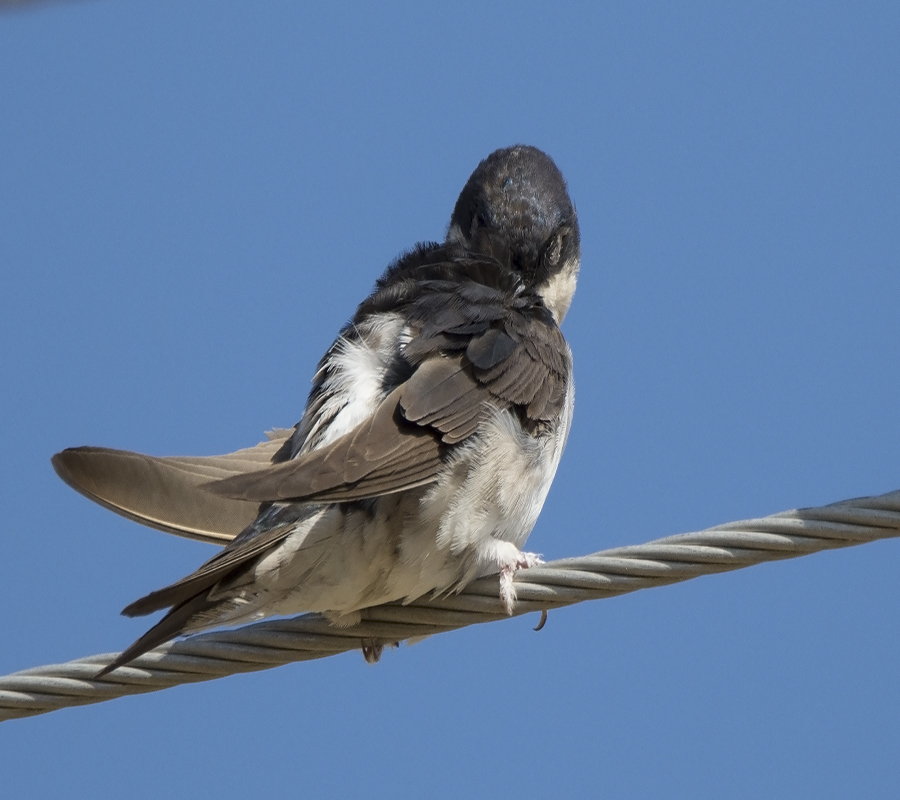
[208,385,444,503]
[51,432,292,544]
[55,248,571,547]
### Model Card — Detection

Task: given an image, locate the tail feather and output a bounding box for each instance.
[94,593,220,679]
[121,574,226,618]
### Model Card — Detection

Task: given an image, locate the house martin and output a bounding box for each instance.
[52,145,581,676]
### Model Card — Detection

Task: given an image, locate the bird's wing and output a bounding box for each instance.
[51,430,292,544]
[397,260,571,427]
[54,252,570,540]
[206,382,446,502]
[208,258,571,503]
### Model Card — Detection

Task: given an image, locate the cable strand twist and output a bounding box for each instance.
[2,488,898,721]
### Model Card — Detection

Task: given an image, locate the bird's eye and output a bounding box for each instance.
[547,231,565,266]
[470,214,486,238]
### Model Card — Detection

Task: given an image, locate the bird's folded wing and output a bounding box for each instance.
[51,430,293,544]
[208,384,446,503]
[206,311,571,505]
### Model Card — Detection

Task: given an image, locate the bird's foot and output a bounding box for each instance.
[361,639,384,664]
[498,551,542,615]
[360,639,400,664]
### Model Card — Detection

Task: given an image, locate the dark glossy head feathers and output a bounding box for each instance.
[369,146,580,324]
[447,145,580,290]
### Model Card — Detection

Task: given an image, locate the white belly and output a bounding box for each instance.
[217,380,574,626]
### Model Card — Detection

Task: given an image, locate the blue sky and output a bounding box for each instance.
[2,1,899,796]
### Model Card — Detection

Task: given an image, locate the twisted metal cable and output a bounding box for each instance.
[3,488,899,722]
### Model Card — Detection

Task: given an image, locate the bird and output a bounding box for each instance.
[52,145,581,677]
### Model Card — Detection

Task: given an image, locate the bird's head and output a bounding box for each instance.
[447,145,580,323]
